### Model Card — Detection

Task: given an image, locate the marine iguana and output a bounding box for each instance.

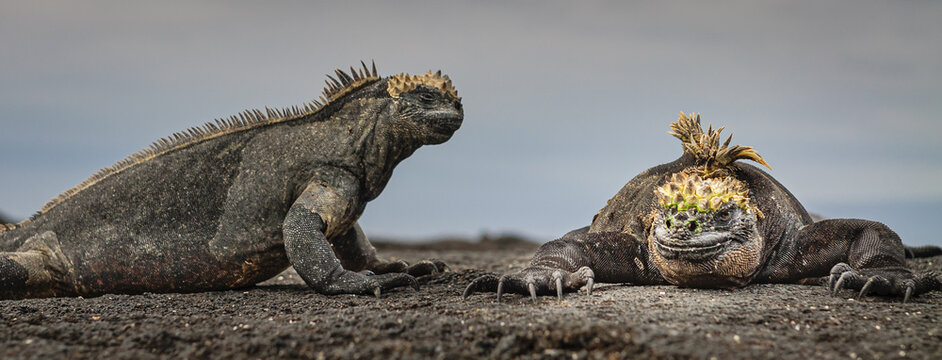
[465,113,941,303]
[0,61,463,299]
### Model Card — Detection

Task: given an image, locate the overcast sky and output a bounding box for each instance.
[1,1,940,245]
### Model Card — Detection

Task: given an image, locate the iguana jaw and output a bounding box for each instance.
[417,110,463,143]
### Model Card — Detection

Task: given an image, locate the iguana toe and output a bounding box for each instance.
[370,260,410,274]
[827,263,853,292]
[405,259,449,277]
[462,274,499,299]
[323,271,417,296]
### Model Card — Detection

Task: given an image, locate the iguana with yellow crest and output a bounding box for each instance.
[465,113,941,303]
[0,61,463,299]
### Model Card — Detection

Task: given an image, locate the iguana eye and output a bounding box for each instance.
[717,210,731,221]
[419,92,436,103]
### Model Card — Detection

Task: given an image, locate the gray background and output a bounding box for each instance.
[1,1,939,245]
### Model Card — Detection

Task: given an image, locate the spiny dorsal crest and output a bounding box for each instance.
[16,61,385,225]
[320,60,380,105]
[386,70,459,101]
[655,171,761,216]
[669,112,771,177]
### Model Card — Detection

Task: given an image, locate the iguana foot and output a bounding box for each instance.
[462,266,594,303]
[323,270,419,297]
[370,258,450,277]
[826,263,941,303]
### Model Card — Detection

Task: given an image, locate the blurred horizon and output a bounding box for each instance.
[1,1,940,246]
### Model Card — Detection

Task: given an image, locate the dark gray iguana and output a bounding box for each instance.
[0,62,463,299]
[465,113,942,302]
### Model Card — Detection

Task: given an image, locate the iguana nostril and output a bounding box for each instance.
[687,220,698,232]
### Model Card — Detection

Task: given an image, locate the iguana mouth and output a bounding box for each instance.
[653,234,731,260]
[423,112,463,135]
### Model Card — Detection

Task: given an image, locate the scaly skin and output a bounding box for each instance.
[465,114,941,303]
[0,63,462,299]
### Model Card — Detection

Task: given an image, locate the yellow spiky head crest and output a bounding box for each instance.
[386,70,459,101]
[655,172,758,215]
[669,112,771,178]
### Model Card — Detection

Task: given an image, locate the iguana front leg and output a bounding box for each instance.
[759,219,941,302]
[283,181,417,297]
[463,231,665,302]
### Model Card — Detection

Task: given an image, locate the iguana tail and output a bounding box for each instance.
[905,245,942,258]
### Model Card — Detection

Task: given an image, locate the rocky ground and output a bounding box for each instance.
[1,237,940,359]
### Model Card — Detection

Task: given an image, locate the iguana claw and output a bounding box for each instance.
[556,277,563,301]
[826,262,939,302]
[497,279,505,303]
[857,278,874,299]
[461,266,595,302]
[832,272,851,296]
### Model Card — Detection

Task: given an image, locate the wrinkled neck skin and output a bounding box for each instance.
[329,97,427,201]
[648,211,765,289]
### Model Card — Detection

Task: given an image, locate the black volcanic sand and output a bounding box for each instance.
[1,239,940,359]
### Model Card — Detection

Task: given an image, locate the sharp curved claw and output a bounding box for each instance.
[586,278,594,296]
[374,287,382,298]
[903,286,913,304]
[528,282,537,301]
[827,274,837,291]
[497,280,505,303]
[857,278,874,300]
[556,277,563,301]
[832,273,850,296]
[410,277,420,291]
[462,283,473,299]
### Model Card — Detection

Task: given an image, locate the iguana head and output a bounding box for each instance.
[386,70,463,144]
[311,62,462,145]
[647,113,770,288]
[649,171,763,288]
